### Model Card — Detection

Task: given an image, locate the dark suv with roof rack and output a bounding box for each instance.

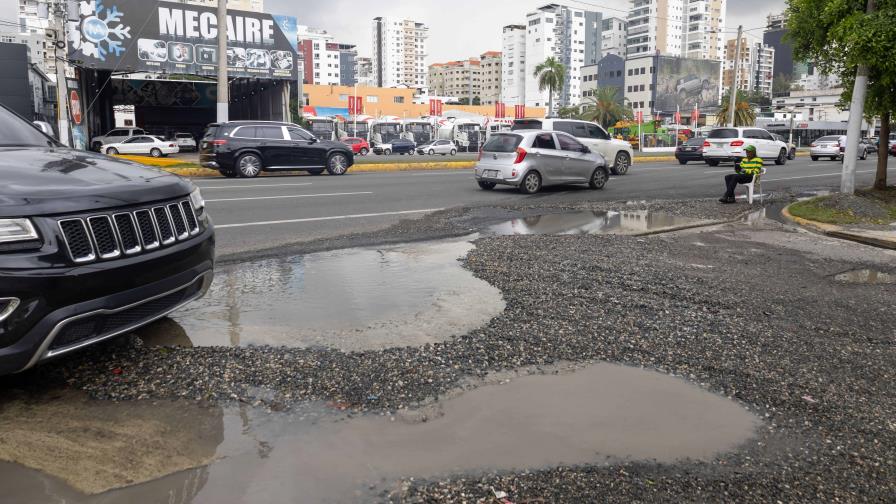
[0,104,215,375]
[199,120,354,178]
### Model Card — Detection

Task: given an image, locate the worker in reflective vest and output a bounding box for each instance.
[720,145,763,204]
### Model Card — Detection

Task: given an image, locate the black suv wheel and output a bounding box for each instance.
[327,153,349,175]
[237,153,263,178]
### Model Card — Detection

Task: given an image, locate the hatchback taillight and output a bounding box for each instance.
[703,140,711,148]
[169,143,176,148]
[730,140,744,147]
[514,147,527,164]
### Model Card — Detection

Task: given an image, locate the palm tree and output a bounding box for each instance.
[533,57,567,117]
[716,90,756,127]
[580,87,631,128]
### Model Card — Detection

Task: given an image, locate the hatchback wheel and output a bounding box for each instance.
[478,181,497,190]
[359,147,369,156]
[706,159,720,166]
[237,153,262,178]
[611,152,631,175]
[450,149,457,156]
[106,147,119,155]
[811,156,819,161]
[327,153,349,176]
[589,167,608,190]
[428,149,435,155]
[519,171,542,194]
[150,148,162,158]
[678,159,688,165]
[384,149,392,155]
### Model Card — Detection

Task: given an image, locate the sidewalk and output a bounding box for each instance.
[782,205,896,250]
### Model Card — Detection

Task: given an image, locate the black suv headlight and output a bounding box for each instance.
[0,218,41,251]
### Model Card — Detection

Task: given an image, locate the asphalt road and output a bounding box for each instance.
[194,156,895,259]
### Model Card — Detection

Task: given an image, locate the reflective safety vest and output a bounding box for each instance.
[740,157,763,176]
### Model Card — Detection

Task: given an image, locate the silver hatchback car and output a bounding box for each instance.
[474,130,610,194]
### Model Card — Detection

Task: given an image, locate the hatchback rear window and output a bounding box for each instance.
[512,119,542,131]
[483,134,523,152]
[686,137,705,146]
[708,128,739,139]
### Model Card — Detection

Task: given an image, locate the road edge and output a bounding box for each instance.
[781,204,896,250]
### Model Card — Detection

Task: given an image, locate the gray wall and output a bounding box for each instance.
[340,51,356,86]
[584,11,603,66]
[597,54,625,103]
[0,43,34,119]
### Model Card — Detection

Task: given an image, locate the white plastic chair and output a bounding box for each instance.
[742,168,768,204]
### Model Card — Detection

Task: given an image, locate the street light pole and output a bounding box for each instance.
[216,0,228,123]
[728,25,743,127]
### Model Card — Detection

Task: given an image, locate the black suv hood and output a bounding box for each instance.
[0,147,194,217]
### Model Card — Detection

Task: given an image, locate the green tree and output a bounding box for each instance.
[580,87,631,128]
[533,57,567,117]
[716,90,756,127]
[787,0,896,189]
[772,74,793,95]
[472,96,481,106]
[556,105,581,119]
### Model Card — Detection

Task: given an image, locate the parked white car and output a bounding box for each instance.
[416,139,458,156]
[103,135,179,157]
[90,127,146,151]
[702,127,789,166]
[512,118,634,175]
[173,132,197,152]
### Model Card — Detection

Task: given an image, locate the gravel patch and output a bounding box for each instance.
[3,197,894,501]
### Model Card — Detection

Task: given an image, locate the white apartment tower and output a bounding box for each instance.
[601,17,627,58]
[627,0,685,57]
[297,26,338,86]
[372,17,429,89]
[523,4,599,109]
[627,0,725,59]
[501,24,526,106]
[723,38,776,98]
[683,0,726,60]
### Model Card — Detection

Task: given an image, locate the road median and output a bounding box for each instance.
[782,203,896,250]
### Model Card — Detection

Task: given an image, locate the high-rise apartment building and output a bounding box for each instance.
[627,0,685,57]
[627,0,725,59]
[600,17,627,58]
[763,12,794,81]
[501,25,526,106]
[355,57,374,87]
[523,4,601,109]
[683,0,726,60]
[372,17,429,89]
[723,38,775,98]
[298,27,356,87]
[480,51,502,105]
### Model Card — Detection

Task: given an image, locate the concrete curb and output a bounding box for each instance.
[781,204,896,250]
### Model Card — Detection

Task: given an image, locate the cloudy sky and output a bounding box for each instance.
[270,0,784,62]
[0,0,784,62]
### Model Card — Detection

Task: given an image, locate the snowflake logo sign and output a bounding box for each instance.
[68,0,131,61]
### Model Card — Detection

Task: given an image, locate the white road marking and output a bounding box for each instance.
[197,183,313,190]
[206,191,373,203]
[215,208,444,229]
[764,169,889,182]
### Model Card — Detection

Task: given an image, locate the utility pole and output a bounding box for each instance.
[842,0,875,195]
[216,0,228,123]
[727,25,743,127]
[51,2,70,146]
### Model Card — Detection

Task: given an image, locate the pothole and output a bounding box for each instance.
[834,269,894,284]
[139,237,505,351]
[488,210,707,236]
[0,364,760,503]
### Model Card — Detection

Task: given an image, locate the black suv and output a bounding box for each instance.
[199,121,354,178]
[0,105,215,375]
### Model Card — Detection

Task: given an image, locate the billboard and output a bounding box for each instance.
[67,0,298,80]
[653,57,721,114]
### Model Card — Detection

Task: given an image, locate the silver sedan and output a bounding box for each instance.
[474,130,609,194]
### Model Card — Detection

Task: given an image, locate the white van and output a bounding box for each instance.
[512,118,634,175]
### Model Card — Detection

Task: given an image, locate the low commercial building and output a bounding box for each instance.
[772,88,847,122]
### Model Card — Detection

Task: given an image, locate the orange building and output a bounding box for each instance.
[301,84,545,119]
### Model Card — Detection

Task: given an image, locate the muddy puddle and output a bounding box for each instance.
[835,269,894,284]
[140,238,504,351]
[1,364,759,503]
[488,210,706,236]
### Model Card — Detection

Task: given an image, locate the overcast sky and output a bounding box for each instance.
[0,0,783,62]
[271,0,784,62]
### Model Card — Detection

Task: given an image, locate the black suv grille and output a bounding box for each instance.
[57,199,200,264]
[49,278,204,351]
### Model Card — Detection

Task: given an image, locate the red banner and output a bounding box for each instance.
[495,102,506,118]
[429,99,443,117]
[348,96,363,115]
[691,107,700,124]
[514,104,526,119]
[674,111,681,124]
[437,100,443,116]
[636,111,643,124]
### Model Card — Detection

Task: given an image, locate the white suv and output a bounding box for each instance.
[174,132,197,152]
[703,127,789,166]
[513,118,634,175]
